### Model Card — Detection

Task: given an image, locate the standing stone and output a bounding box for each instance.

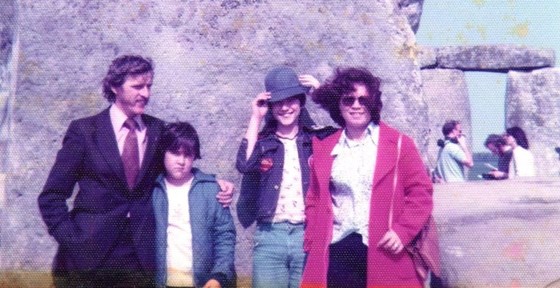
[505,68,560,177]
[421,68,472,174]
[0,0,16,173]
[3,0,430,285]
[434,178,560,287]
[397,0,424,33]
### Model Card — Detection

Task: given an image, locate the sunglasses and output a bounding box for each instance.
[340,96,369,107]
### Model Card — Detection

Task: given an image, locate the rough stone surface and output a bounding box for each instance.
[421,68,472,173]
[397,0,424,33]
[0,0,16,170]
[434,178,560,287]
[416,45,437,68]
[505,68,560,177]
[1,0,430,284]
[437,45,555,71]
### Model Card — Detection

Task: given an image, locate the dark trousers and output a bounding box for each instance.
[54,220,153,288]
[327,233,367,288]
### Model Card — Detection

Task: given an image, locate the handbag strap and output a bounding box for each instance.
[388,134,402,230]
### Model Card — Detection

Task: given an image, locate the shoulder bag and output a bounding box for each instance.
[388,134,442,280]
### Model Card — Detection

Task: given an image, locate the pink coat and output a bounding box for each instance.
[301,122,433,288]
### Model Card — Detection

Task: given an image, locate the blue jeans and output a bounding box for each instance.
[252,222,306,288]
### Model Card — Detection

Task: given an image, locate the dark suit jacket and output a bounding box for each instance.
[38,107,165,274]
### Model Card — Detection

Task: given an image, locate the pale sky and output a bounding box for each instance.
[416,0,560,152]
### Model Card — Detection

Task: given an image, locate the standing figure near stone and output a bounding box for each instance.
[434,120,474,182]
[300,67,434,288]
[504,126,536,178]
[152,122,236,288]
[483,133,513,180]
[235,66,334,288]
[38,55,235,287]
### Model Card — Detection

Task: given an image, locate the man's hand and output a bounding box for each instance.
[377,230,404,254]
[203,279,221,288]
[216,179,235,207]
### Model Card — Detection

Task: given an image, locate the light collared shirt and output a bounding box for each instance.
[109,104,147,167]
[435,141,467,182]
[330,122,379,246]
[272,137,305,224]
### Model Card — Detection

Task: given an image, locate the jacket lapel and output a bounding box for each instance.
[314,130,342,191]
[372,122,399,188]
[135,115,161,188]
[95,108,127,181]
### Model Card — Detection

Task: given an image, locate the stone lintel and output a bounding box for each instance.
[436,45,555,71]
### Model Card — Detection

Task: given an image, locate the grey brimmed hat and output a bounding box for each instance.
[265,66,308,103]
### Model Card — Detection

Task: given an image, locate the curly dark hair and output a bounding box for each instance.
[102,55,154,102]
[311,67,382,127]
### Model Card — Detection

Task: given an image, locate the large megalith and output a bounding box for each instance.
[2,0,429,286]
[506,68,560,177]
[434,178,560,287]
[421,68,472,172]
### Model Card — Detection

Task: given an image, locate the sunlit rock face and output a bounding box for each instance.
[421,69,471,172]
[506,68,560,178]
[2,0,429,284]
[434,178,560,287]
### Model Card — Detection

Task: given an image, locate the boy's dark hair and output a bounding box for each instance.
[102,55,154,102]
[159,122,201,159]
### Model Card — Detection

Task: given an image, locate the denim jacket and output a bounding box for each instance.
[152,169,236,288]
[235,126,336,228]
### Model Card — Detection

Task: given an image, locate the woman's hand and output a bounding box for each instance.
[251,92,271,119]
[299,74,320,90]
[377,230,404,254]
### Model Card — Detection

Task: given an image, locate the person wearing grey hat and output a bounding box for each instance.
[235,66,335,288]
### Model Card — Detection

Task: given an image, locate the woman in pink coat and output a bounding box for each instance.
[301,67,434,288]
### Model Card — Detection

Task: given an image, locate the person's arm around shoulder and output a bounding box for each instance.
[38,120,85,244]
[456,135,474,168]
[209,182,236,288]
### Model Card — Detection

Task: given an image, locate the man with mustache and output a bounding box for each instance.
[38,55,234,287]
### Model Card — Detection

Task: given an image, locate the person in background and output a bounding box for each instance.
[38,55,235,287]
[434,120,473,182]
[152,122,236,288]
[236,66,335,288]
[504,126,536,178]
[483,134,512,180]
[300,67,433,287]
